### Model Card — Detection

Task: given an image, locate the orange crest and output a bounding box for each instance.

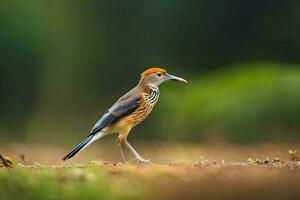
[141,68,166,76]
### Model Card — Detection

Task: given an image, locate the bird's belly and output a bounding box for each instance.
[130,101,156,126]
[103,108,151,134]
[113,105,154,132]
[109,91,159,134]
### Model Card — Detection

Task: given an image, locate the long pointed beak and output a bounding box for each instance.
[166,73,188,83]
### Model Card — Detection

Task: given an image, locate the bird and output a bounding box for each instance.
[62,68,187,164]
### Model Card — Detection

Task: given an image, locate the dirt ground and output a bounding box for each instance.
[1,143,300,200]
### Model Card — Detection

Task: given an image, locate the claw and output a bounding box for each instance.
[137,158,152,165]
[124,141,152,164]
[127,157,152,165]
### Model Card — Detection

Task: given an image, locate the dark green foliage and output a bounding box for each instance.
[0,1,299,144]
[159,63,300,143]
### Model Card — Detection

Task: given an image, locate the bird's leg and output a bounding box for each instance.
[117,136,127,163]
[125,140,151,164]
[118,143,126,163]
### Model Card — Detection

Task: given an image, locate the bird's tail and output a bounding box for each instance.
[62,132,104,161]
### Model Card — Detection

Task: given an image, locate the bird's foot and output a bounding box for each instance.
[128,157,152,165]
[136,157,152,165]
[139,159,151,165]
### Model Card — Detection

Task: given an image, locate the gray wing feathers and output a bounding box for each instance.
[90,95,141,134]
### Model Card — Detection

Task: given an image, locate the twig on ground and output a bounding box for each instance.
[0,153,13,169]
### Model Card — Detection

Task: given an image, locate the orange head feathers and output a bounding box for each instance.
[141,68,166,77]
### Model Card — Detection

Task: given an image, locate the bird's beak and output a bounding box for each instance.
[166,73,188,83]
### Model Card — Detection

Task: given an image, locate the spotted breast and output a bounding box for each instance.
[130,85,160,127]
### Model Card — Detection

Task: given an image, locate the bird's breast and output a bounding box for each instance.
[124,86,160,127]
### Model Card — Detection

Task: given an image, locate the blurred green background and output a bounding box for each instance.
[0,0,299,145]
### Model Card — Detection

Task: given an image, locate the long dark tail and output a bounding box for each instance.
[62,134,94,161]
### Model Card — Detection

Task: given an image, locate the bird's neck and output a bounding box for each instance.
[143,84,160,105]
[146,84,159,93]
[137,78,159,94]
[138,82,159,94]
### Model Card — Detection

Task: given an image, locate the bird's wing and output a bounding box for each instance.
[90,94,142,134]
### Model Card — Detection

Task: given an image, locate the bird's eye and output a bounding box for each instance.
[157,73,161,77]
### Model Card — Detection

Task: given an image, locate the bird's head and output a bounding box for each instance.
[139,68,187,87]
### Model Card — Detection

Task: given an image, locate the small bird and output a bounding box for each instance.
[62,68,187,164]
